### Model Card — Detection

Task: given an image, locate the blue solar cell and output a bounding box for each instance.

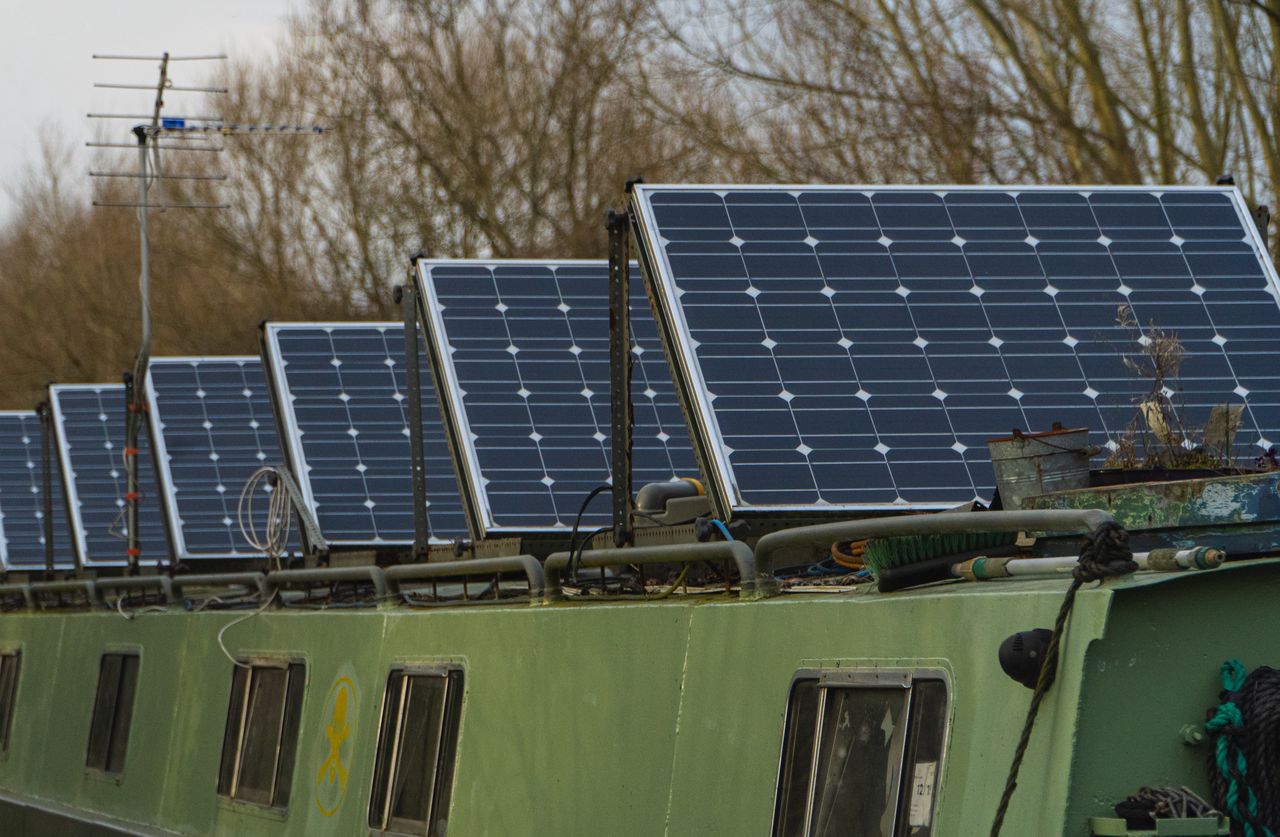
[147,357,300,559]
[0,412,73,569]
[49,384,169,566]
[632,184,1280,514]
[262,322,467,545]
[416,259,699,535]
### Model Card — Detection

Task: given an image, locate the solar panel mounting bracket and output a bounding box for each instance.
[36,401,56,577]
[397,280,433,558]
[607,209,634,547]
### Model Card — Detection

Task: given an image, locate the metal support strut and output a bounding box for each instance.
[606,209,633,547]
[36,401,55,576]
[398,280,432,559]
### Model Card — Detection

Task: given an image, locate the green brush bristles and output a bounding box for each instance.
[862,531,1018,576]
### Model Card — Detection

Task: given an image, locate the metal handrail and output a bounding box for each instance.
[543,540,773,602]
[263,566,389,599]
[0,584,34,609]
[752,508,1118,580]
[170,572,267,602]
[384,555,545,601]
[27,580,103,607]
[97,576,174,603]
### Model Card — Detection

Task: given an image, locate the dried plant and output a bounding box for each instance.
[1104,304,1235,470]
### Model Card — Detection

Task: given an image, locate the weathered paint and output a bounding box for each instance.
[1026,472,1280,554]
[0,562,1275,835]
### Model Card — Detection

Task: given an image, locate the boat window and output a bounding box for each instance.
[216,660,306,809]
[0,651,19,756]
[369,668,464,835]
[772,672,948,837]
[85,652,140,774]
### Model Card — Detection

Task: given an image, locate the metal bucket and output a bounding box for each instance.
[987,424,1093,510]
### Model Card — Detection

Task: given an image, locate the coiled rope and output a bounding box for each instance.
[1206,660,1280,837]
[238,466,293,568]
[989,522,1137,837]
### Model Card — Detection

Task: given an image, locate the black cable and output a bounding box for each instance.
[568,525,611,583]
[566,485,611,580]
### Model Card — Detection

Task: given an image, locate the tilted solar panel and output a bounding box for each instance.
[415,259,699,536]
[48,384,169,566]
[261,322,467,546]
[631,184,1280,516]
[147,356,300,560]
[0,412,74,570]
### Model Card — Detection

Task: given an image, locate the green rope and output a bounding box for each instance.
[1205,659,1275,837]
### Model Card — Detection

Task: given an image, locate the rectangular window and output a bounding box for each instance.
[772,671,948,837]
[369,668,464,835]
[85,653,140,774]
[217,660,306,808]
[0,651,19,756]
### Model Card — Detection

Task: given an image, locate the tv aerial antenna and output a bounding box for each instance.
[88,51,324,574]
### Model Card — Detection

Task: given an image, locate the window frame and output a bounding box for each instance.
[0,649,20,759]
[368,665,465,836]
[216,657,307,810]
[85,651,141,776]
[770,668,951,837]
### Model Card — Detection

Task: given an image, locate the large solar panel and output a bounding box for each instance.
[49,384,169,566]
[147,356,299,560]
[0,412,74,570]
[415,259,699,536]
[631,184,1280,515]
[262,322,467,546]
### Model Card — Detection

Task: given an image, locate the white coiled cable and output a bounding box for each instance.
[238,466,293,567]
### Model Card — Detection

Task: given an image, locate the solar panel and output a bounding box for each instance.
[261,322,467,546]
[415,259,699,535]
[0,412,73,570]
[147,356,299,560]
[631,184,1280,515]
[48,384,169,566]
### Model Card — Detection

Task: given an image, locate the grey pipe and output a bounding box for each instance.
[385,555,545,601]
[543,540,773,601]
[753,508,1118,580]
[264,566,388,599]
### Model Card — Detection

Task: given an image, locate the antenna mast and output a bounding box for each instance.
[89,51,324,574]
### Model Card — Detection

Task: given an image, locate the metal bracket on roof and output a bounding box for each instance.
[35,400,55,577]
[397,279,433,560]
[606,209,634,547]
[271,465,329,560]
[1253,204,1270,248]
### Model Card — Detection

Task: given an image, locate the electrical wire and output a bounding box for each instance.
[216,590,278,669]
[566,485,611,580]
[709,519,734,541]
[238,466,293,569]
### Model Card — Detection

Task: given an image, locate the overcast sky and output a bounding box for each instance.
[0,0,297,221]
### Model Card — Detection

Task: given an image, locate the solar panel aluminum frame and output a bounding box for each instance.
[629,183,1280,520]
[48,383,167,569]
[0,410,73,571]
[415,258,620,539]
[259,321,458,551]
[145,355,276,562]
